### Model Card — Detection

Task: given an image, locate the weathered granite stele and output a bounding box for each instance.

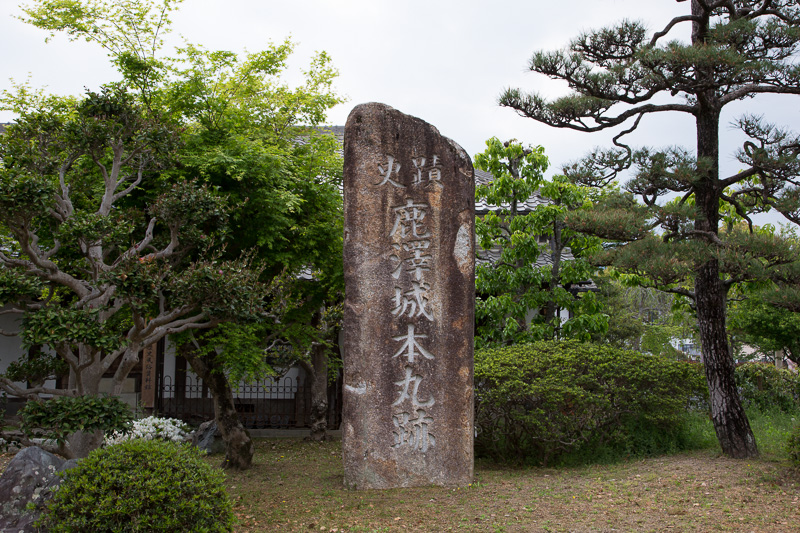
[342,103,474,489]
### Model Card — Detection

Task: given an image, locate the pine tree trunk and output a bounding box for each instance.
[695,261,758,458]
[181,344,254,470]
[688,0,757,459]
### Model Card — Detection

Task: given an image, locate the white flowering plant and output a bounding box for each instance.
[105,416,191,446]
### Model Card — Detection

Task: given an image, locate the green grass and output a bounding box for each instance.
[221,430,800,532]
[671,407,800,459]
[214,410,800,532]
[749,409,799,457]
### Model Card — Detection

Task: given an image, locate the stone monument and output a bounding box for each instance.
[342,103,474,489]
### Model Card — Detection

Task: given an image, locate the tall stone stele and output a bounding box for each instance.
[342,103,475,489]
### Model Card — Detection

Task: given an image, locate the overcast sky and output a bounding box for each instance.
[2,0,799,182]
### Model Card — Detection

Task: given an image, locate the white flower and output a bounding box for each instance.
[104,416,191,446]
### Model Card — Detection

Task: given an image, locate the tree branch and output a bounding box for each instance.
[649,15,700,46]
[663,286,696,300]
[720,84,800,106]
[0,377,77,399]
[137,306,196,336]
[505,98,697,133]
[111,163,145,203]
[162,318,220,337]
[2,242,90,299]
[663,229,725,246]
[720,166,760,188]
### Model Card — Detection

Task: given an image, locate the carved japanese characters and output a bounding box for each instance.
[342,103,474,489]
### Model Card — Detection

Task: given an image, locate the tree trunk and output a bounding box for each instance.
[205,368,254,470]
[688,0,757,459]
[65,430,104,459]
[544,218,565,336]
[181,344,254,470]
[301,342,330,442]
[65,362,105,458]
[695,261,758,458]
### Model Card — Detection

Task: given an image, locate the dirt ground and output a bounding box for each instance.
[3,441,798,532]
[225,439,800,533]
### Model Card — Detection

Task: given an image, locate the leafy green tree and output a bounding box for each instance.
[7,0,345,464]
[499,0,800,458]
[474,138,607,348]
[0,86,266,458]
[729,283,800,365]
[591,272,685,355]
[162,42,345,449]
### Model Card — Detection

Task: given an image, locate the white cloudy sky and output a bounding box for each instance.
[2,0,799,181]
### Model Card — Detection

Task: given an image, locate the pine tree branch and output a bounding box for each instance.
[720,166,760,188]
[719,191,755,232]
[663,230,725,246]
[502,97,697,133]
[663,286,696,300]
[720,84,800,105]
[649,15,701,46]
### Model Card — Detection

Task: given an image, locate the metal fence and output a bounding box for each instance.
[157,373,341,429]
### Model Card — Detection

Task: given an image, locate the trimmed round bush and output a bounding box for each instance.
[19,394,133,445]
[475,340,707,465]
[38,439,234,532]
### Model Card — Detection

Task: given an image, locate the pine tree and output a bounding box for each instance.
[500,0,800,458]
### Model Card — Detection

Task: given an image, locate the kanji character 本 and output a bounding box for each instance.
[391,281,433,320]
[392,409,435,452]
[392,323,434,363]
[376,155,405,188]
[392,367,435,408]
[390,199,431,239]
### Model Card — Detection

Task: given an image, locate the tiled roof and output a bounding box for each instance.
[474,169,552,215]
[295,126,345,154]
[476,244,575,267]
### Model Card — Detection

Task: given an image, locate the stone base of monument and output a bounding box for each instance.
[342,103,475,489]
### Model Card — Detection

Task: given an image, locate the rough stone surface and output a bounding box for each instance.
[0,446,76,532]
[342,103,475,489]
[193,420,225,454]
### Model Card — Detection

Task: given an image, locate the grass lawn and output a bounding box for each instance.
[224,438,800,532]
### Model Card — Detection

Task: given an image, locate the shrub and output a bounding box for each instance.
[19,394,133,445]
[787,423,800,468]
[474,340,707,465]
[104,415,190,445]
[38,439,234,532]
[735,362,800,413]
